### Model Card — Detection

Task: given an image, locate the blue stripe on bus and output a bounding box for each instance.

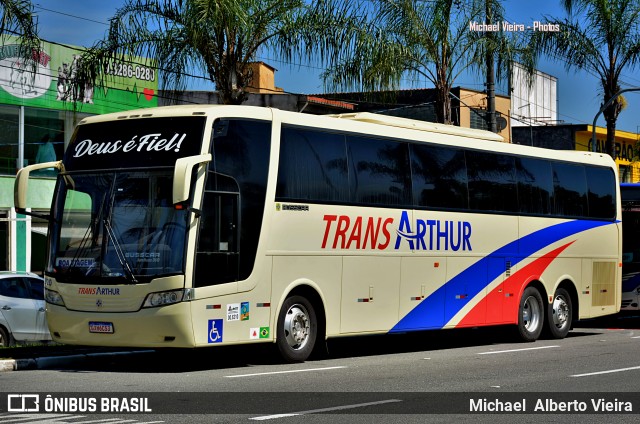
[389,219,614,333]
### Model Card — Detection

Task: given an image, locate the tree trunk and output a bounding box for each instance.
[485,0,497,133]
[602,96,622,159]
[435,81,453,125]
[215,57,248,105]
[601,78,622,159]
[219,88,246,105]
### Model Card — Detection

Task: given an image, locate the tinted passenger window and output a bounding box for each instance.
[466,151,517,212]
[195,119,271,287]
[586,166,616,219]
[410,144,468,209]
[276,127,348,203]
[516,157,553,215]
[552,163,588,217]
[347,136,411,207]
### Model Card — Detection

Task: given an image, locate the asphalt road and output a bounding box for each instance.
[2,314,640,423]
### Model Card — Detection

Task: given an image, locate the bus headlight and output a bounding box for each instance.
[142,289,193,308]
[45,289,65,306]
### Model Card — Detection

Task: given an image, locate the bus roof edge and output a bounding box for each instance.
[329,112,505,142]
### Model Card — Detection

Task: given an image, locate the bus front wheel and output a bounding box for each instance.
[276,295,317,363]
[517,287,544,342]
[545,288,572,339]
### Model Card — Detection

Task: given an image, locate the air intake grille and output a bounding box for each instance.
[592,262,616,307]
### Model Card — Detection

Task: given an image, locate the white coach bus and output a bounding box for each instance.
[15,106,621,362]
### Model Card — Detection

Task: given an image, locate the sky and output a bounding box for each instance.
[32,0,640,134]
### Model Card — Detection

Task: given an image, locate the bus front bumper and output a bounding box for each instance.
[46,302,195,347]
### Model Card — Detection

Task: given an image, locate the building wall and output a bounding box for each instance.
[1,36,158,273]
[160,91,303,110]
[575,126,640,183]
[246,62,284,94]
[1,175,55,273]
[512,125,580,150]
[458,88,511,142]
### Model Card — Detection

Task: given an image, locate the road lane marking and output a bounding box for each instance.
[477,345,559,355]
[225,366,347,378]
[67,419,138,423]
[249,399,402,420]
[570,365,640,377]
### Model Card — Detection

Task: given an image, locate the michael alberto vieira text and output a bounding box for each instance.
[470,398,633,413]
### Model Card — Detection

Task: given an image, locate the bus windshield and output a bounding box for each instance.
[48,169,188,284]
[622,185,640,295]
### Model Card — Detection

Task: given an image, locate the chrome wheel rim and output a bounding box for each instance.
[523,295,541,333]
[552,295,570,330]
[283,303,310,351]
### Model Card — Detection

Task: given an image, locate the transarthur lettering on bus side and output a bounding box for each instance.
[395,211,472,251]
[321,211,472,251]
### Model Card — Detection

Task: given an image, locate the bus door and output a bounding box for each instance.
[195,190,240,286]
[445,256,488,327]
[398,257,446,330]
[340,256,401,334]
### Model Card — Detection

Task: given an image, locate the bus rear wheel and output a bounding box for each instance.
[276,295,317,362]
[517,287,544,342]
[545,288,572,339]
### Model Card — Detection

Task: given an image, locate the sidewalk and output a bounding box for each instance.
[0,346,154,372]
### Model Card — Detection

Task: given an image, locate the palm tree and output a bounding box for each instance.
[324,0,501,125]
[0,0,40,59]
[80,0,359,105]
[467,0,527,132]
[530,0,640,158]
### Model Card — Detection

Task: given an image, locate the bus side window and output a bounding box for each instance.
[194,191,240,287]
[552,163,588,218]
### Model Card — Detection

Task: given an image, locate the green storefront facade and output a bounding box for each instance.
[0,36,158,274]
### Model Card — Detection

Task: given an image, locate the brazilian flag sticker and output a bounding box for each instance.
[259,327,270,339]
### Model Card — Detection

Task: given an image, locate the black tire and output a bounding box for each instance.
[0,326,11,347]
[276,295,317,363]
[517,287,544,342]
[545,288,572,339]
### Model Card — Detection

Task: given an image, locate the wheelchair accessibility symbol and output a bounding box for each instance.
[208,319,223,343]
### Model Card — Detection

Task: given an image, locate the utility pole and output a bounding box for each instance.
[486,0,497,133]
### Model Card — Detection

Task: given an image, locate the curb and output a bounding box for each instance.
[0,350,154,372]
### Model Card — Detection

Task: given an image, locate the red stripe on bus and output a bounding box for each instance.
[456,241,575,328]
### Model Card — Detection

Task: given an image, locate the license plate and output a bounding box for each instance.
[89,321,114,334]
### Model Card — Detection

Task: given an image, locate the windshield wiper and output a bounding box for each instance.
[103,218,138,284]
[65,191,107,276]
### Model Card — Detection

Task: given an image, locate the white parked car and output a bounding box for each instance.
[621,270,640,310]
[0,272,52,346]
